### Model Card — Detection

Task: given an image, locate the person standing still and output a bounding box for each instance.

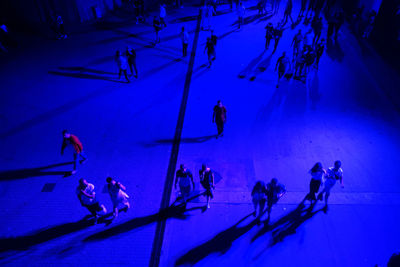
[61,130,88,175]
[212,100,227,138]
[126,47,138,78]
[175,164,195,204]
[160,4,167,28]
[180,27,189,57]
[115,50,130,83]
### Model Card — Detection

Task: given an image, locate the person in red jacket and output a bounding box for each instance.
[61,130,88,174]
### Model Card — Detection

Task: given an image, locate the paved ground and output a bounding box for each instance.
[0,1,400,267]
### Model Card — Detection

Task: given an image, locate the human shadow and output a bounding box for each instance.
[174,213,257,266]
[238,50,267,79]
[0,214,113,253]
[144,135,216,147]
[249,53,274,80]
[326,38,344,62]
[58,67,116,75]
[0,162,73,181]
[84,195,206,242]
[290,15,303,29]
[48,71,126,83]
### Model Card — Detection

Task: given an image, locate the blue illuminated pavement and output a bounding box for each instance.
[0,1,400,267]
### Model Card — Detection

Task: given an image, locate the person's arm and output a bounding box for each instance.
[291,37,295,47]
[275,57,281,71]
[80,189,94,198]
[61,138,67,155]
[117,182,126,191]
[339,172,344,188]
[211,171,215,189]
[223,107,227,122]
[175,172,179,189]
[212,107,216,123]
[189,171,195,189]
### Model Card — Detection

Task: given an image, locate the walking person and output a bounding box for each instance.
[175,164,195,204]
[237,2,246,29]
[204,37,216,68]
[317,160,343,211]
[115,50,130,83]
[210,30,217,47]
[201,4,215,31]
[312,17,323,46]
[56,14,67,39]
[283,0,294,25]
[294,50,306,78]
[153,16,162,44]
[180,27,189,57]
[251,181,267,218]
[315,38,325,69]
[61,130,88,175]
[126,47,138,78]
[274,51,291,87]
[305,0,316,18]
[160,4,167,28]
[212,100,227,138]
[291,29,303,58]
[76,178,107,220]
[299,0,308,17]
[199,164,215,209]
[265,178,286,220]
[306,162,326,203]
[106,177,130,218]
[133,0,145,24]
[265,22,274,50]
[303,46,316,76]
[273,22,285,51]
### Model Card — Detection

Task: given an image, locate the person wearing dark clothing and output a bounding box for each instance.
[126,47,138,78]
[306,0,316,18]
[273,22,285,51]
[153,16,162,44]
[312,17,323,46]
[181,27,190,57]
[76,179,106,220]
[251,181,267,218]
[334,11,344,40]
[134,0,145,24]
[175,164,195,203]
[299,0,308,17]
[306,162,326,203]
[283,0,294,25]
[303,46,316,75]
[199,164,215,209]
[204,37,216,68]
[210,30,217,46]
[265,23,274,50]
[61,130,87,174]
[265,178,286,220]
[291,29,303,58]
[275,51,291,87]
[314,0,325,18]
[212,100,227,137]
[294,50,306,77]
[315,38,325,69]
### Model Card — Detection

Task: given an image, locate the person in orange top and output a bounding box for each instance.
[61,130,88,174]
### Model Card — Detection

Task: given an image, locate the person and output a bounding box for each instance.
[265,178,286,220]
[76,178,107,220]
[311,17,323,46]
[334,11,344,41]
[204,37,216,68]
[273,22,285,51]
[272,0,281,15]
[315,38,325,69]
[153,16,162,44]
[283,0,294,25]
[274,51,291,87]
[210,0,218,14]
[126,47,138,78]
[106,177,130,218]
[251,181,267,218]
[237,2,246,29]
[305,0,316,18]
[199,164,215,209]
[363,10,377,39]
[56,15,67,39]
[265,23,274,50]
[210,30,217,47]
[212,100,227,138]
[61,130,88,175]
[317,160,343,210]
[175,164,195,203]
[294,50,306,77]
[134,0,145,24]
[0,24,9,52]
[306,162,326,203]
[327,13,336,40]
[201,4,215,31]
[180,27,189,57]
[291,29,303,58]
[303,46,316,75]
[160,4,167,28]
[303,29,313,51]
[115,50,130,83]
[176,0,183,8]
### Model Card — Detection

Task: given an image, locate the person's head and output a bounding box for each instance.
[311,162,323,173]
[106,177,113,183]
[62,129,70,138]
[217,100,222,107]
[79,178,88,187]
[181,26,185,32]
[207,37,211,41]
[268,22,272,27]
[180,164,186,170]
[211,29,214,34]
[334,160,341,169]
[271,178,278,185]
[282,51,286,57]
[201,164,206,170]
[116,50,120,57]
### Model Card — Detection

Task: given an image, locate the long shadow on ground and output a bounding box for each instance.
[0,214,112,254]
[144,135,216,147]
[84,195,206,242]
[175,213,257,266]
[0,162,72,181]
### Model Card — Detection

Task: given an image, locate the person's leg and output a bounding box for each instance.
[253,199,259,216]
[208,53,212,67]
[118,68,122,79]
[133,61,138,77]
[273,38,280,51]
[79,151,87,162]
[124,70,129,82]
[324,191,330,206]
[129,62,133,76]
[73,152,79,171]
[113,205,119,217]
[259,198,266,216]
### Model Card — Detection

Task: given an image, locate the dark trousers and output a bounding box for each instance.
[273,37,280,51]
[160,17,167,27]
[128,59,138,77]
[216,120,224,135]
[307,178,321,201]
[265,37,271,49]
[182,43,188,57]
[119,69,129,81]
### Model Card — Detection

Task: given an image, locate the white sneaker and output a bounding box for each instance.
[207,203,210,209]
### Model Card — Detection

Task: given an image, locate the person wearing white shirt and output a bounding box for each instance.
[76,179,107,219]
[317,161,344,211]
[180,27,190,57]
[237,2,246,29]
